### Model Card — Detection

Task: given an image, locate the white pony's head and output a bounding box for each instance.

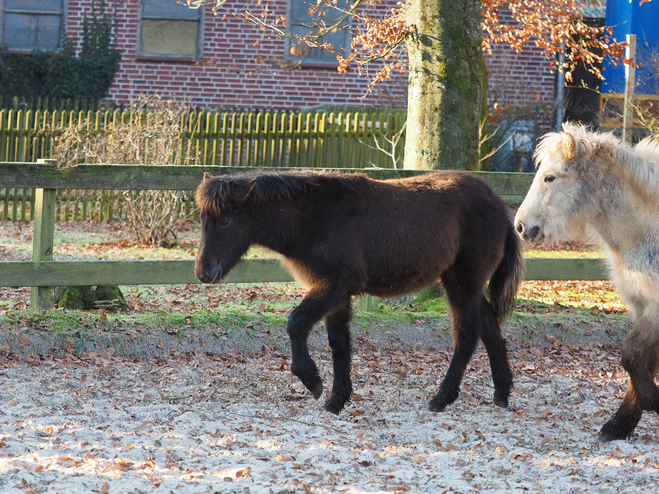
[514,122,615,244]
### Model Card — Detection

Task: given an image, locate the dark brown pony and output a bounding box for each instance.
[195,170,524,414]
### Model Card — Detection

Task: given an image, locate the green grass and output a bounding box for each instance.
[523,248,605,259]
[0,305,291,336]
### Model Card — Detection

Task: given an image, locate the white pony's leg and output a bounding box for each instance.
[600,306,659,441]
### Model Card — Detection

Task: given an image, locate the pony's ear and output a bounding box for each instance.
[234,178,257,203]
[562,132,577,160]
[203,172,212,180]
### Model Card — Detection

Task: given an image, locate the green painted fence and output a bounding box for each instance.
[0,108,406,221]
[0,161,609,311]
[0,108,406,167]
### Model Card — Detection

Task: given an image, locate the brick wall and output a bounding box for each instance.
[65,0,556,112]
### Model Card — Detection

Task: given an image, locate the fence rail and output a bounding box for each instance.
[0,162,609,311]
[1,258,608,288]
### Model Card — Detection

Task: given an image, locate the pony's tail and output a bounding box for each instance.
[487,218,525,325]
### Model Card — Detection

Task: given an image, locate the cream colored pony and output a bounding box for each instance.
[515,122,659,441]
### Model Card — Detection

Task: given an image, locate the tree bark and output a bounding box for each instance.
[404,0,483,170]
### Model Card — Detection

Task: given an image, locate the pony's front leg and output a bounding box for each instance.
[287,287,345,401]
[324,301,353,415]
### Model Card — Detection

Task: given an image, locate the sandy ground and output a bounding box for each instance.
[1,220,656,492]
[1,339,658,494]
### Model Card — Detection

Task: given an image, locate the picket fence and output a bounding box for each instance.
[0,108,406,166]
[0,108,406,221]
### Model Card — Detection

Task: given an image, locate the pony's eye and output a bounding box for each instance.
[544,175,555,183]
[218,218,230,227]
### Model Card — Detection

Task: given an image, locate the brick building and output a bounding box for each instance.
[74,0,411,108]
[0,0,572,114]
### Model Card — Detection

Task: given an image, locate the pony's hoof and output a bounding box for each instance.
[493,392,509,409]
[323,396,346,415]
[599,419,634,442]
[309,381,324,400]
[428,397,448,413]
[598,432,618,443]
[428,390,458,412]
[428,399,447,412]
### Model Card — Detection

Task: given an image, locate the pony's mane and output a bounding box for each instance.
[533,122,630,170]
[534,122,659,203]
[196,171,369,215]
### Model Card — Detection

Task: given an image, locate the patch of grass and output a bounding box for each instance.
[1,284,626,338]
[352,296,450,329]
[523,248,605,259]
[54,230,108,246]
[515,298,596,317]
[0,304,291,336]
[519,281,627,315]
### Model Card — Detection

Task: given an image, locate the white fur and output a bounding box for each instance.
[515,123,659,436]
[515,122,659,319]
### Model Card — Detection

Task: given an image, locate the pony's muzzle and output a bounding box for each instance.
[514,220,541,242]
[195,261,223,284]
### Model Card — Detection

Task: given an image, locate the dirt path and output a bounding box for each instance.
[1,340,658,494]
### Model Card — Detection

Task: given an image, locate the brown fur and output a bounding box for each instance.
[196,170,524,414]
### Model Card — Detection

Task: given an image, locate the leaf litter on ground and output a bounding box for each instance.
[1,339,658,493]
[1,220,657,493]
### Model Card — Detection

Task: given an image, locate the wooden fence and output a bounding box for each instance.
[0,161,608,311]
[599,93,659,129]
[0,108,406,166]
[0,108,406,221]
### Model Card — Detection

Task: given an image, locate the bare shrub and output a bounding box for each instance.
[50,95,200,246]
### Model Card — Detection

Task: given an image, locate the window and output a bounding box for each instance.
[1,0,64,52]
[139,0,203,60]
[287,0,349,66]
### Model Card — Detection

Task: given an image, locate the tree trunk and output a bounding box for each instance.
[404,0,483,170]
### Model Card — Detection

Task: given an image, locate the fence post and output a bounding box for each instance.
[357,294,380,312]
[30,159,57,311]
[622,34,637,143]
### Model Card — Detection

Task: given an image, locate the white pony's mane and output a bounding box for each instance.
[535,122,659,201]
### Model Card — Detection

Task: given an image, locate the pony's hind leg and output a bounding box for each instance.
[287,286,348,401]
[600,314,659,441]
[429,276,482,412]
[324,300,353,414]
[479,296,513,408]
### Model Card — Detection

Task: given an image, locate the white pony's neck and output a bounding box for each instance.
[560,124,659,254]
[586,157,657,263]
[611,135,659,206]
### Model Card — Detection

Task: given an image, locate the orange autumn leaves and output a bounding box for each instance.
[211,0,631,88]
[482,0,627,81]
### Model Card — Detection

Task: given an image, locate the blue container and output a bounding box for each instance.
[602,0,659,94]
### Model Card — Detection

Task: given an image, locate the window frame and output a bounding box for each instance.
[137,0,204,62]
[286,0,350,68]
[0,0,67,53]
